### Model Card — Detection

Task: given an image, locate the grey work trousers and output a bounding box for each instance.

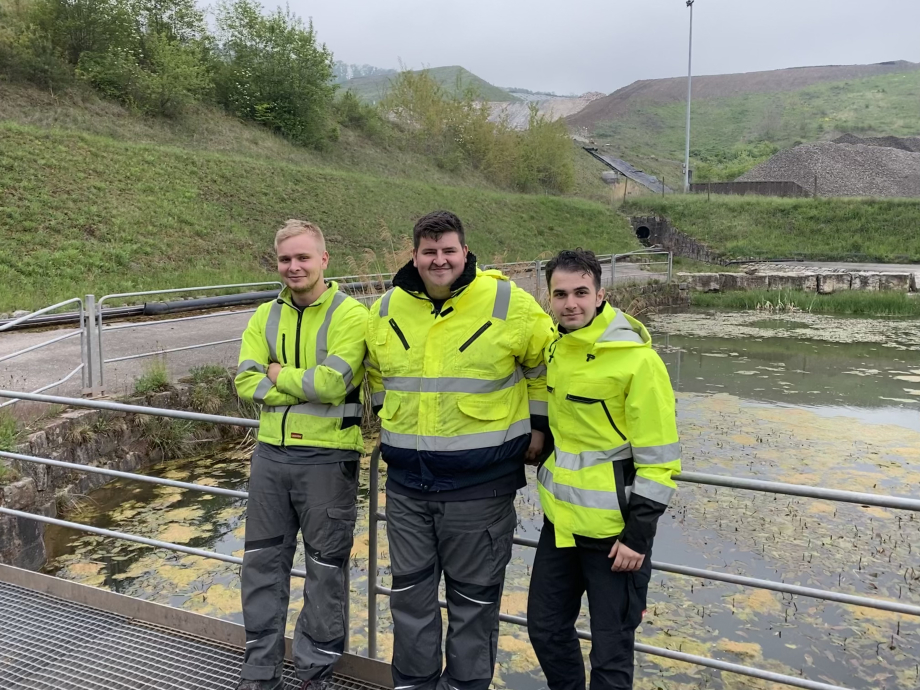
[385,489,517,690]
[240,451,358,682]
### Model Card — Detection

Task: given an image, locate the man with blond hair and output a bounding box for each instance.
[234,219,368,690]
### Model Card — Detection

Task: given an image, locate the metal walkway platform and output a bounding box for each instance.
[0,566,391,690]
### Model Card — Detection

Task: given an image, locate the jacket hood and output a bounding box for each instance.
[393,251,478,297]
[563,302,651,350]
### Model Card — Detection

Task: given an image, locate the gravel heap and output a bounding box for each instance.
[736,142,920,197]
[833,133,920,153]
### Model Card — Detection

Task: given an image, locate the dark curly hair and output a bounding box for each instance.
[413,210,466,249]
[545,248,602,291]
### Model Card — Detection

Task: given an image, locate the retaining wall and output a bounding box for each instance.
[678,271,920,293]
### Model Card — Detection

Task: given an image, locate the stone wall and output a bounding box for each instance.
[629,216,723,264]
[0,385,246,569]
[678,271,920,294]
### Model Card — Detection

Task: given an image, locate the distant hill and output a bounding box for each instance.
[568,61,920,184]
[341,66,520,103]
[569,60,920,129]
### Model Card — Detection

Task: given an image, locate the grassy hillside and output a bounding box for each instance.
[578,66,920,183]
[624,196,920,262]
[0,123,636,311]
[341,66,519,103]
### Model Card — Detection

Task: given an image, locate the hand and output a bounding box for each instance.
[608,541,645,572]
[524,430,545,465]
[267,362,282,384]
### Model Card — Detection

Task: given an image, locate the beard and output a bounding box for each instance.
[287,274,321,293]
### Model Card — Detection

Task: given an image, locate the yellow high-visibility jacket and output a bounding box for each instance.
[235,283,368,452]
[366,257,554,492]
[538,303,681,549]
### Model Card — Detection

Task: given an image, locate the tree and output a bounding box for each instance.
[215,0,337,148]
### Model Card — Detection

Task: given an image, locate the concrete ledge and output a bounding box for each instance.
[766,273,818,291]
[879,273,912,291]
[911,273,920,292]
[677,270,915,294]
[817,274,852,294]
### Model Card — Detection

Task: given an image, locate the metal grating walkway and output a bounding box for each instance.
[0,580,380,690]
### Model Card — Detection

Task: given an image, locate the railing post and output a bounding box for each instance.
[667,252,673,283]
[367,445,380,660]
[533,259,542,302]
[610,255,618,286]
[83,295,97,396]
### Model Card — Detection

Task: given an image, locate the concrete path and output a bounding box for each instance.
[751,261,920,274]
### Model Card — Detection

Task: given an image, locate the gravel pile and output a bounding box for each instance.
[736,142,920,197]
[833,133,920,153]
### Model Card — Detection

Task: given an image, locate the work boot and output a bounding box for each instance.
[299,679,331,690]
[236,679,283,690]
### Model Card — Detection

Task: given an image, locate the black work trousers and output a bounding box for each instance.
[527,518,652,690]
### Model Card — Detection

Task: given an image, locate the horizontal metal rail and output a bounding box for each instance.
[0,364,84,410]
[373,586,850,690]
[102,309,257,333]
[104,337,242,364]
[0,330,81,365]
[0,507,306,579]
[0,451,248,499]
[678,470,920,511]
[0,297,84,332]
[0,390,259,428]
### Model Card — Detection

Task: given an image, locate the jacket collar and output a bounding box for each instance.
[559,303,650,349]
[278,281,338,310]
[392,251,478,300]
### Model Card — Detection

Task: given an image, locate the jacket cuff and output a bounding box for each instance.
[618,494,666,554]
[530,414,550,434]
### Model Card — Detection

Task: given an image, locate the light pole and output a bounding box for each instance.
[683,0,694,193]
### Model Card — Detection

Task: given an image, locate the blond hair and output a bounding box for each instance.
[274,219,326,253]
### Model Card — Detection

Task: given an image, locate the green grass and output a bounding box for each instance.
[0,122,637,311]
[342,66,518,103]
[692,289,920,316]
[0,412,19,452]
[624,195,920,262]
[134,361,170,395]
[590,69,920,182]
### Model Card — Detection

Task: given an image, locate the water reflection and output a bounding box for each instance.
[44,310,920,690]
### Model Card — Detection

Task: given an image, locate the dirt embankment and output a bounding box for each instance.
[568,60,920,129]
[487,92,605,130]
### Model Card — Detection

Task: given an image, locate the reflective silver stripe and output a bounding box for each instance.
[553,483,621,511]
[264,301,283,362]
[522,364,546,379]
[371,391,386,406]
[632,441,681,466]
[537,464,554,492]
[316,291,348,363]
[379,289,395,318]
[265,402,363,418]
[253,377,273,404]
[237,360,266,376]
[381,418,530,452]
[324,354,354,387]
[302,368,318,402]
[597,310,643,344]
[632,476,676,505]
[383,367,523,394]
[553,443,633,471]
[529,400,548,416]
[492,280,511,320]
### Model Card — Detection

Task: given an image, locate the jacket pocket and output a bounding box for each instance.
[458,396,510,422]
[565,392,626,442]
[459,322,493,352]
[378,393,401,421]
[388,318,410,350]
[281,333,288,364]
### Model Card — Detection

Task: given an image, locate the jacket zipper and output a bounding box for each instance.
[459,322,492,352]
[389,319,410,350]
[280,305,305,447]
[281,333,288,364]
[565,394,627,441]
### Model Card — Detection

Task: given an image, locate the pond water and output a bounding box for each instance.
[43,310,920,690]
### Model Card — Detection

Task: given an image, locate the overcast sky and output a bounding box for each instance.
[290,0,920,95]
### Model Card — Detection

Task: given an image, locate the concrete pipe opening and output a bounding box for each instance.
[635,226,651,245]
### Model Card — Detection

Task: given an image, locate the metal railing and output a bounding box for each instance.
[610,248,673,285]
[2,390,919,689]
[95,282,285,390]
[0,298,87,406]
